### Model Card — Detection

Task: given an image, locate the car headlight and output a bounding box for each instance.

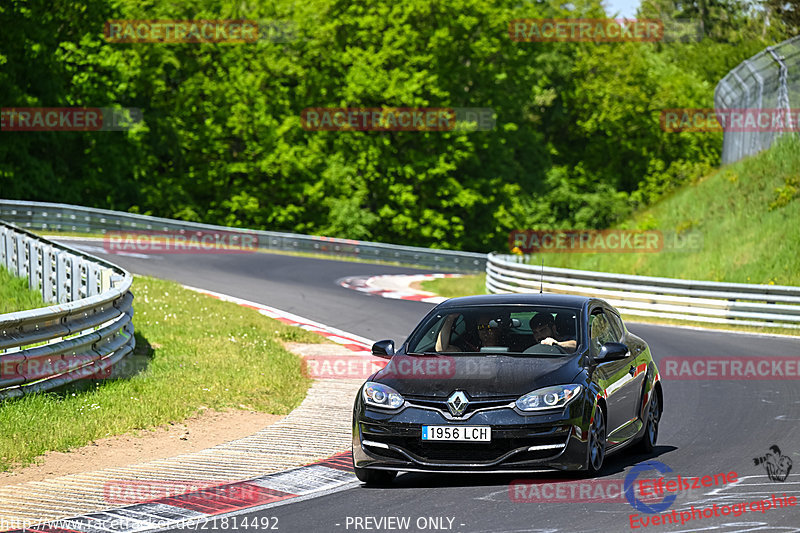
[363,381,404,409]
[516,384,582,412]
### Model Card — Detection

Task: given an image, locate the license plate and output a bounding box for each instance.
[421,426,491,442]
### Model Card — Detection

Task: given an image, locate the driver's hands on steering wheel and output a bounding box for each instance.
[539,337,559,346]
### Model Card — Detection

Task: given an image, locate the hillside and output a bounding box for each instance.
[525,136,800,285]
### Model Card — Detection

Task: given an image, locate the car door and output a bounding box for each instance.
[588,307,637,438]
[606,309,647,423]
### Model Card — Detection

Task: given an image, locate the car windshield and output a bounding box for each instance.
[406,305,580,356]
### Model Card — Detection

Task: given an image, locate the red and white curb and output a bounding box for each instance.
[338,273,460,304]
[7,453,356,533]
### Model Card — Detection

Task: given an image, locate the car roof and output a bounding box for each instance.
[435,293,594,310]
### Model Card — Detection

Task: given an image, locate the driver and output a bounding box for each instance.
[530,313,576,352]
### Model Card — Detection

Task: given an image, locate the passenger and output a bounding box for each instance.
[474,313,514,350]
[529,313,577,352]
[476,314,501,348]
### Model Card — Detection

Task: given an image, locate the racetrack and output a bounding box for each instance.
[68,240,800,533]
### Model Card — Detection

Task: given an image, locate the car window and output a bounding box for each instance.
[406,305,579,355]
[589,310,616,357]
[413,314,443,352]
[605,309,624,341]
[450,314,466,344]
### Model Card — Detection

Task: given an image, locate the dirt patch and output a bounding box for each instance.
[409,280,426,292]
[0,408,282,486]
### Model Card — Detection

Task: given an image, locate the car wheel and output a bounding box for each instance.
[354,466,397,485]
[586,405,607,475]
[637,390,661,453]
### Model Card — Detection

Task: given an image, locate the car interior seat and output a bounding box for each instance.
[555,311,577,340]
[435,314,462,352]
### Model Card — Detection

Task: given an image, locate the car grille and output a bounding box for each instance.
[363,428,569,465]
[404,395,516,417]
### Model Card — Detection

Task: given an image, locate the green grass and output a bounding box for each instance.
[421,274,487,298]
[0,266,45,314]
[525,136,800,285]
[0,275,324,471]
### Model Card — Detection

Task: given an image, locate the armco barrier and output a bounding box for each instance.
[486,253,800,329]
[0,200,486,272]
[3,200,797,331]
[0,221,134,399]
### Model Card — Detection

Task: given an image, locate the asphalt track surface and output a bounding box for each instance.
[69,241,800,533]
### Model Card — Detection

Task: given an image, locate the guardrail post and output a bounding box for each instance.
[15,234,26,279]
[10,234,18,273]
[86,262,101,296]
[29,241,42,293]
[100,267,112,293]
[43,246,56,303]
[0,226,7,267]
[56,251,69,303]
[71,257,82,302]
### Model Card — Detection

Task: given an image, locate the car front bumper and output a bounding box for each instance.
[352,399,591,472]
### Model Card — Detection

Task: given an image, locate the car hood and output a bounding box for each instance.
[372,353,584,398]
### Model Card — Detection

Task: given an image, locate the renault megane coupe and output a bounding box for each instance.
[352,293,663,484]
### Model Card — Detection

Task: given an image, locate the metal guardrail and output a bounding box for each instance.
[4,201,795,331]
[0,221,135,399]
[0,200,486,272]
[715,35,800,164]
[486,253,800,329]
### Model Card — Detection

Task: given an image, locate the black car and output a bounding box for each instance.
[351,293,663,484]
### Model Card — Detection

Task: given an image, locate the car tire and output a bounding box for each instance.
[586,405,607,475]
[636,390,661,454]
[354,466,397,485]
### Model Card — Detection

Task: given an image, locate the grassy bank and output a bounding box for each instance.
[421,274,487,298]
[0,276,323,471]
[527,137,800,285]
[0,267,45,314]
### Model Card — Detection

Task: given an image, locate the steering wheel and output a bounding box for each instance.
[523,343,566,355]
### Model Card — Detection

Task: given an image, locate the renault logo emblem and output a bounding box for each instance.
[447,391,469,417]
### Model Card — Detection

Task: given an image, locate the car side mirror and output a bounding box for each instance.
[372,339,395,359]
[596,342,629,362]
